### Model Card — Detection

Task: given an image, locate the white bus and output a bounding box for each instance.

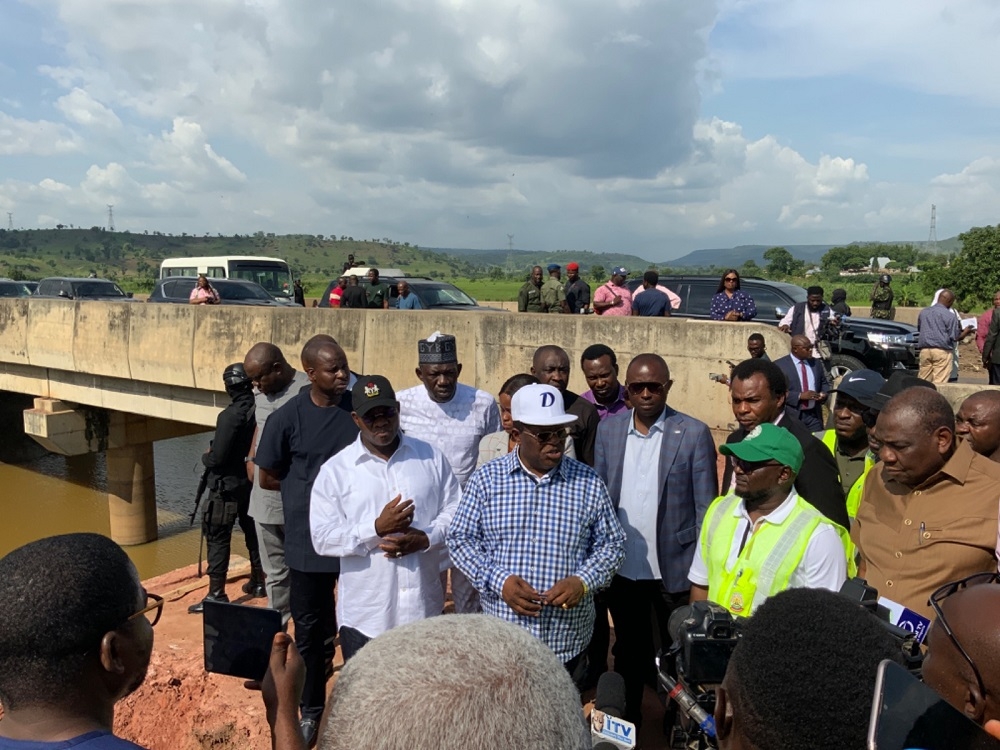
[159,256,293,301]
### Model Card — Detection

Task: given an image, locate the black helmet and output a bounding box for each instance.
[222,363,251,389]
[880,274,891,284]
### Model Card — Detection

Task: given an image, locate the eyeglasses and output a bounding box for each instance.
[519,426,572,444]
[731,458,782,474]
[361,407,398,424]
[929,572,1000,700]
[625,381,669,396]
[128,591,164,627]
[724,276,738,282]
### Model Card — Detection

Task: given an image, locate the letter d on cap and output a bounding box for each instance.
[541,392,555,408]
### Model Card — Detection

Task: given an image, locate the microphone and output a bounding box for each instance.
[659,671,716,740]
[591,672,637,749]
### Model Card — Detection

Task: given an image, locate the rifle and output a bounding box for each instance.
[190,465,211,578]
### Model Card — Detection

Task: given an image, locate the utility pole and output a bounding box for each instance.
[107,204,115,232]
[506,233,514,271]
[927,204,938,253]
[6,213,12,231]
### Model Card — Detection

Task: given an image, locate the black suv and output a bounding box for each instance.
[0,279,32,298]
[318,276,502,311]
[626,275,918,378]
[147,277,285,306]
[35,277,134,301]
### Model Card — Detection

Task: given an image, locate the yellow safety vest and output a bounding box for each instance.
[818,430,876,519]
[700,493,847,617]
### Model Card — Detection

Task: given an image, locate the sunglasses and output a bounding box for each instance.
[861,408,879,428]
[724,276,738,282]
[361,407,398,424]
[929,572,1000,700]
[625,381,669,396]
[731,458,782,474]
[519,426,572,444]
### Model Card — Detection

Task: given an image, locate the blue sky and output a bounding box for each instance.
[2,0,999,258]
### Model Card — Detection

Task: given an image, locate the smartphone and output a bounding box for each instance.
[868,659,1000,749]
[709,373,726,382]
[203,599,282,681]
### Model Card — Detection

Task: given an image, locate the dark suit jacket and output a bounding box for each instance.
[774,353,829,423]
[720,408,849,530]
[564,390,599,466]
[595,406,718,593]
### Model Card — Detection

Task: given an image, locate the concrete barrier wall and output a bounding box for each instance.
[0,300,793,431]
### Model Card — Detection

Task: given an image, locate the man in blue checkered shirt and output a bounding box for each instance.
[448,383,626,679]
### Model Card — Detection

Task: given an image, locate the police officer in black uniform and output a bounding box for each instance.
[189,363,264,614]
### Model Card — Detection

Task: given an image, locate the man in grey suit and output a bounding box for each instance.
[594,353,718,728]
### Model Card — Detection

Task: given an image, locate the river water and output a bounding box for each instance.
[0,433,249,580]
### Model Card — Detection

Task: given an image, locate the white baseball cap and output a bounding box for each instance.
[511,384,579,427]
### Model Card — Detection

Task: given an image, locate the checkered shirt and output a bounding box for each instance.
[447,449,626,662]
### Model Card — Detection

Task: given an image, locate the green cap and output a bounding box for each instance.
[720,423,804,473]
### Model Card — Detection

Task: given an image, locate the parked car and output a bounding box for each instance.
[147,277,286,306]
[318,276,503,312]
[21,281,38,295]
[0,279,33,298]
[625,275,918,378]
[35,277,134,301]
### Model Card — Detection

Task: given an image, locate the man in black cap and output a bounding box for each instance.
[311,375,461,661]
[814,369,885,518]
[543,263,569,313]
[189,363,261,614]
[398,331,502,613]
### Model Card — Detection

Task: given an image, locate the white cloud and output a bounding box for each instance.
[146,118,247,190]
[55,87,121,129]
[0,111,80,155]
[0,0,997,254]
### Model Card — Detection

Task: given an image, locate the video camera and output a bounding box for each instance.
[658,579,924,748]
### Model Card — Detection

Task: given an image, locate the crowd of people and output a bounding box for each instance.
[8,292,1000,749]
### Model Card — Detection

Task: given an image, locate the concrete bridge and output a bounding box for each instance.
[0,298,990,546]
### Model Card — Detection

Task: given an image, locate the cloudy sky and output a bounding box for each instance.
[2,0,999,259]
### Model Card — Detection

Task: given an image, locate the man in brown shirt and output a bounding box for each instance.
[853,387,1000,619]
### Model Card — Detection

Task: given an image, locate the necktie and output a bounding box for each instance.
[800,360,812,409]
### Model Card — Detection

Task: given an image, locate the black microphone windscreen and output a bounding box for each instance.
[594,671,627,719]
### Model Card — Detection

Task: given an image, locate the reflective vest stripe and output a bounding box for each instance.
[755,509,821,599]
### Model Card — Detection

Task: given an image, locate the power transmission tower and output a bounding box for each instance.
[6,213,12,231]
[107,205,115,232]
[927,204,938,252]
[506,234,514,271]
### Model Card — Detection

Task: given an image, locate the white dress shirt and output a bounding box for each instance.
[310,432,461,639]
[616,409,666,580]
[398,382,502,488]
[687,489,846,596]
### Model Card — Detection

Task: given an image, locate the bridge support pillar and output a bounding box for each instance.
[107,443,158,546]
[22,398,211,546]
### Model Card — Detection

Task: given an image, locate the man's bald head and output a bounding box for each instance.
[301,334,340,368]
[956,391,1000,461]
[243,342,294,395]
[244,342,284,369]
[874,387,956,488]
[531,345,570,392]
[789,335,811,349]
[923,581,1000,725]
[626,353,670,382]
[938,289,955,307]
[881,385,956,435]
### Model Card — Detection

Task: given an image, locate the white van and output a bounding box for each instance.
[160,256,293,301]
